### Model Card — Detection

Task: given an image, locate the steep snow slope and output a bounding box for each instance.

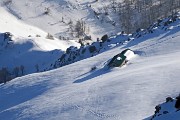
[0,7,79,75]
[0,0,122,40]
[0,7,78,50]
[0,16,180,120]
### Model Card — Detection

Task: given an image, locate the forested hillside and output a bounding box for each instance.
[97,0,180,33]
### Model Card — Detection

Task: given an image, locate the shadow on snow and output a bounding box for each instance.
[73,67,110,83]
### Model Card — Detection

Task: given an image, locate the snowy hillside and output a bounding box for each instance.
[0,0,126,82]
[0,13,180,120]
[0,7,79,81]
[145,96,180,120]
[0,0,122,40]
[52,13,180,69]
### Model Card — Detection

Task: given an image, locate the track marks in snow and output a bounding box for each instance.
[61,102,120,119]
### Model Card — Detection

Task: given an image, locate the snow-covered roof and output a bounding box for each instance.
[124,49,135,60]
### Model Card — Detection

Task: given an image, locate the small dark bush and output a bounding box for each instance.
[91,66,96,71]
[175,98,180,109]
[101,34,108,43]
[4,32,12,40]
[36,34,41,37]
[172,15,178,22]
[66,48,71,54]
[157,19,163,25]
[46,33,54,40]
[166,97,173,103]
[155,105,161,114]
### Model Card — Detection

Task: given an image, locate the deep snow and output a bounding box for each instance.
[0,15,180,120]
[0,0,180,119]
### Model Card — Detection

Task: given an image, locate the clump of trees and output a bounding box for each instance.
[117,0,180,33]
[95,0,180,34]
[0,68,9,84]
[46,33,54,40]
[75,20,86,38]
[0,65,25,84]
[68,19,90,40]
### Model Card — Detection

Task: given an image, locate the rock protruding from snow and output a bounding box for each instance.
[53,34,130,68]
[149,95,180,120]
[0,32,13,50]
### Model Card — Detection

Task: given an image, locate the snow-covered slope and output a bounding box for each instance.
[0,7,77,50]
[0,0,124,80]
[51,13,180,70]
[0,0,122,40]
[0,14,180,120]
[0,7,79,77]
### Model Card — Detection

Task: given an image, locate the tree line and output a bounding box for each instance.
[0,65,24,84]
[0,64,41,84]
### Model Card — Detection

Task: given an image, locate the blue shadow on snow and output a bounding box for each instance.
[73,67,111,83]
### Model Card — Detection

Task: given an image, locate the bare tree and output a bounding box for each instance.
[13,67,19,77]
[0,68,8,83]
[46,33,54,40]
[75,20,86,38]
[20,65,24,75]
[119,0,134,33]
[62,17,64,23]
[115,0,180,33]
[35,64,39,72]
